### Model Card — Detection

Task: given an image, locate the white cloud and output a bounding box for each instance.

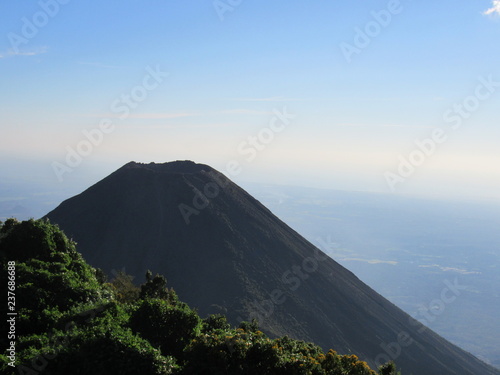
[419,264,481,275]
[77,61,125,69]
[82,109,273,119]
[81,112,198,119]
[484,0,500,15]
[340,257,398,265]
[216,109,273,115]
[227,96,303,102]
[0,47,47,59]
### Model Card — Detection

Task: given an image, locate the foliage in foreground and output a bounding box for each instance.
[0,219,400,375]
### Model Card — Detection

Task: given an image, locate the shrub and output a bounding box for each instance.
[129,299,201,358]
[202,314,231,333]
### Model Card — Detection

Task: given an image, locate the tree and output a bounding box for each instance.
[239,318,259,333]
[129,299,201,358]
[0,219,106,336]
[95,268,108,284]
[202,314,231,333]
[110,270,140,303]
[0,219,383,375]
[140,271,170,300]
[378,361,400,375]
[0,218,73,262]
[18,324,178,375]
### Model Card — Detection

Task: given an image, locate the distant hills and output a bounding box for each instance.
[45,161,500,375]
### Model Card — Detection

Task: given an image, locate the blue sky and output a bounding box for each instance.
[1,0,500,201]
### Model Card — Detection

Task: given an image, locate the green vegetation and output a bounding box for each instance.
[0,219,400,374]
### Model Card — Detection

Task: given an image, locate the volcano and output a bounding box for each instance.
[45,161,499,375]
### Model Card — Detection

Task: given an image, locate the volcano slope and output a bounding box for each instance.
[45,161,500,375]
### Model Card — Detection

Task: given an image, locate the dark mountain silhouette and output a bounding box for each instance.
[45,161,500,375]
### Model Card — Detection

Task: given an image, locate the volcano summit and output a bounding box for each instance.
[45,161,500,375]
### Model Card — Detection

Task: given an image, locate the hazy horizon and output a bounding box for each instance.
[2,1,500,202]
